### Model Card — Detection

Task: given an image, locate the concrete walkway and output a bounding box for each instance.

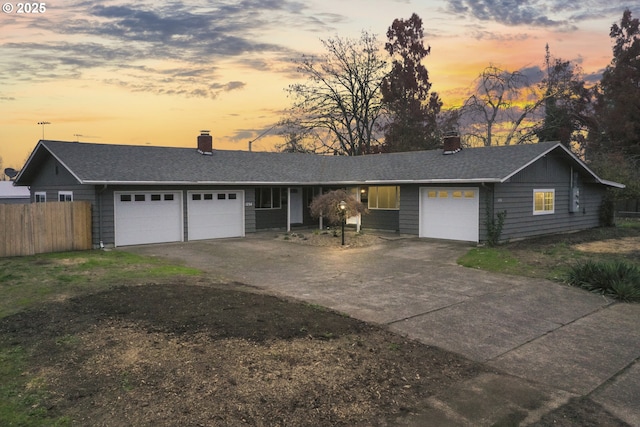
[125,232,640,425]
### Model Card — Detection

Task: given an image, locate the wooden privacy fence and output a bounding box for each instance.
[0,201,92,257]
[616,199,640,218]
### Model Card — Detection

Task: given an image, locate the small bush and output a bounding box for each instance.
[486,209,507,247]
[566,260,640,302]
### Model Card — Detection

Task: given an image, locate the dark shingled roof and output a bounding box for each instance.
[15,139,622,188]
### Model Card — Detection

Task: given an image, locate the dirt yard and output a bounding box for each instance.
[1,281,486,426]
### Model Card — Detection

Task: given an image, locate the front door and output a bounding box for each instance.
[289,187,303,224]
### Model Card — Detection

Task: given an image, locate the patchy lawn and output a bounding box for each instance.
[458,220,640,282]
[0,250,485,426]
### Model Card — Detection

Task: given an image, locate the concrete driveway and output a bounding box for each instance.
[125,232,640,425]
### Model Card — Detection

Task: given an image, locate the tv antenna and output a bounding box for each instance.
[37,121,51,139]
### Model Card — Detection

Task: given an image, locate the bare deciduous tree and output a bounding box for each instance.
[461,65,544,146]
[280,32,389,155]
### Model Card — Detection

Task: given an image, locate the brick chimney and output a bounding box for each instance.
[197,130,213,155]
[443,132,462,155]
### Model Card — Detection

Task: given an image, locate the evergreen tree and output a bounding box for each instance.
[381,13,442,152]
[591,9,640,159]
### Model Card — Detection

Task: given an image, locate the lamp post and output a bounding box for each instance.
[338,200,347,246]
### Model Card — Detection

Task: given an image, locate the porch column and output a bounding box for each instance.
[318,186,323,230]
[287,187,291,232]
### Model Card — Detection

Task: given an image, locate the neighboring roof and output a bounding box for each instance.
[0,181,30,198]
[15,139,624,188]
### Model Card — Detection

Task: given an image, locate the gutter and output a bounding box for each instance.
[80,178,504,186]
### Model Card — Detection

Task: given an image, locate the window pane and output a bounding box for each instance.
[534,190,554,214]
[273,188,281,208]
[439,191,448,198]
[452,191,462,199]
[135,194,145,202]
[257,188,271,208]
[164,194,174,201]
[204,193,213,200]
[229,193,237,200]
[58,192,73,202]
[427,191,437,198]
[534,192,544,211]
[379,186,394,208]
[545,192,554,210]
[151,194,161,201]
[217,193,226,200]
[120,194,131,202]
[464,191,475,198]
[368,187,378,209]
[192,194,201,201]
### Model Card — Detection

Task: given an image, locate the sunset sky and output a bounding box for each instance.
[1,0,637,171]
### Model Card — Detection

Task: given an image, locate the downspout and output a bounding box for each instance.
[97,184,107,249]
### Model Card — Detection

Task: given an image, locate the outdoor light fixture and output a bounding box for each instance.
[339,200,347,245]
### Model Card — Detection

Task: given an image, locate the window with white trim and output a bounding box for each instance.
[533,189,555,215]
[35,192,46,203]
[58,191,73,202]
[368,186,400,210]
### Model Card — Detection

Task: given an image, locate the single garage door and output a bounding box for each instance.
[187,191,244,240]
[420,187,479,242]
[114,192,183,246]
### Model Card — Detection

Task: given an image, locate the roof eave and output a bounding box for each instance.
[81,178,503,186]
[500,142,625,188]
[15,140,84,185]
[599,179,625,189]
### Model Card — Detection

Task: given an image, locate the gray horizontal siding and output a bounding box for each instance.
[486,153,605,242]
[255,207,287,229]
[362,209,399,232]
[493,182,604,241]
[399,185,419,235]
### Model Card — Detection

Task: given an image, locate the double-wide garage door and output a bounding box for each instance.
[114,191,244,246]
[420,187,479,242]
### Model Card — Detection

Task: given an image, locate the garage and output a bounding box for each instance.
[114,192,183,246]
[187,191,244,240]
[420,187,479,242]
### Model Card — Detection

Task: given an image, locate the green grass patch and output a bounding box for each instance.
[0,250,201,319]
[0,346,71,426]
[458,222,640,286]
[457,247,524,275]
[0,249,202,425]
[617,218,640,230]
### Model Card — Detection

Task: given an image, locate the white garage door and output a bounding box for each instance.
[114,192,183,246]
[187,191,244,240]
[420,187,479,242]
